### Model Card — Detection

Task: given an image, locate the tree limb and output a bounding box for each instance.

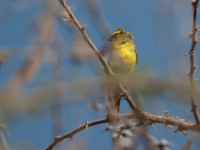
[188,0,200,124]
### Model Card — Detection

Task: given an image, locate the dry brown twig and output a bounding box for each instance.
[188,0,200,124]
[44,118,108,150]
[44,111,200,150]
[44,0,200,149]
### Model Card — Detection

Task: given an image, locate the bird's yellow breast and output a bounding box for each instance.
[114,42,137,68]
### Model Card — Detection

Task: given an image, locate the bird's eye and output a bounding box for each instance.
[109,36,116,41]
[112,35,117,41]
[108,34,118,41]
[113,35,117,40]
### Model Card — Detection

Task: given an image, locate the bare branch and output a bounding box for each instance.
[44,118,108,150]
[188,0,200,124]
[58,0,113,75]
[44,112,200,149]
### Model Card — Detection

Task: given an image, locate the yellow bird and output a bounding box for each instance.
[107,27,138,122]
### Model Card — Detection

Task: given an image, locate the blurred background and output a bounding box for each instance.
[0,0,200,149]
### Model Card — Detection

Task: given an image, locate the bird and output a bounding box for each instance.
[106,27,138,122]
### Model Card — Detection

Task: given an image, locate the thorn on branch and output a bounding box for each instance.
[55,135,61,141]
[193,65,197,71]
[174,129,187,135]
[190,50,195,56]
[195,25,199,31]
[163,111,172,117]
[184,52,190,56]
[86,121,89,129]
[67,137,73,141]
[188,32,193,38]
[182,130,187,135]
[69,6,74,12]
[174,126,187,134]
[81,25,86,31]
[61,12,70,22]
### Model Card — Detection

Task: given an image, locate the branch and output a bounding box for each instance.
[188,0,200,124]
[59,0,112,75]
[44,118,108,150]
[44,112,200,150]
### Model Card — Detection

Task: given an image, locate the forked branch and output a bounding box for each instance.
[44,111,200,150]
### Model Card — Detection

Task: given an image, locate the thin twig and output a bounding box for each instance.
[59,0,112,74]
[188,0,200,124]
[44,118,108,150]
